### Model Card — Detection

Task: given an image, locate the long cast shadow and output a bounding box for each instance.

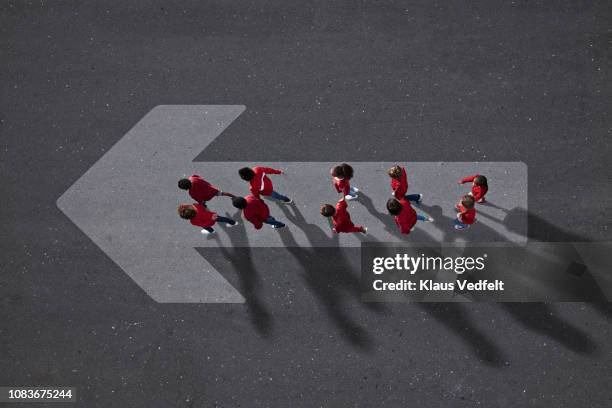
[209,212,273,337]
[275,203,375,350]
[413,204,600,359]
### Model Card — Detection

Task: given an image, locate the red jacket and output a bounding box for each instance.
[460,175,488,202]
[332,199,363,233]
[394,198,417,234]
[188,175,220,203]
[333,177,350,196]
[242,195,270,230]
[391,167,408,199]
[250,166,282,197]
[457,204,476,225]
[190,204,216,228]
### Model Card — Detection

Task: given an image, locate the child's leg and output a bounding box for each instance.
[201,227,215,234]
[405,193,422,203]
[264,215,286,228]
[453,219,469,230]
[216,216,236,226]
[345,186,359,200]
[416,213,434,222]
[269,190,291,203]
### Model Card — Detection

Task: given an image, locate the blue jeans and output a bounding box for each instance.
[454,219,469,229]
[269,190,290,202]
[346,186,358,197]
[416,214,427,222]
[203,216,236,232]
[405,193,421,203]
[264,215,285,228]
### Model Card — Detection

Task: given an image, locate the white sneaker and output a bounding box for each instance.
[352,187,360,193]
[281,198,293,204]
[227,220,239,228]
[201,229,215,235]
[426,217,434,222]
[361,227,368,235]
[345,194,358,201]
[416,194,423,204]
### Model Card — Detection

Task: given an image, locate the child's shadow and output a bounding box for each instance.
[210,212,273,337]
[274,204,381,350]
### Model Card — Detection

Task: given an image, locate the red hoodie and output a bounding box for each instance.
[188,175,220,203]
[394,198,417,234]
[460,175,488,202]
[457,204,476,225]
[189,204,216,228]
[391,167,408,199]
[332,199,364,233]
[333,177,350,196]
[242,195,270,230]
[249,166,282,197]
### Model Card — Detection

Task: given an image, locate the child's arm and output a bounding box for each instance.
[253,216,264,230]
[458,175,476,184]
[260,167,282,175]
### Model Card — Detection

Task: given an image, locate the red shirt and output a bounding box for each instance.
[394,198,417,234]
[457,204,476,225]
[249,166,282,197]
[333,177,350,195]
[188,175,220,203]
[190,204,216,228]
[242,195,270,230]
[391,167,408,199]
[332,199,363,233]
[460,175,488,202]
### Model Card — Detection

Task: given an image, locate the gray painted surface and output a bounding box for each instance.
[56,105,527,302]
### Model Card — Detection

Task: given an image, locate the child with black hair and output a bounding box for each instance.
[178,175,235,205]
[458,174,488,203]
[454,194,476,230]
[386,198,433,235]
[238,166,292,203]
[232,195,286,230]
[177,203,237,235]
[331,163,359,201]
[320,198,367,234]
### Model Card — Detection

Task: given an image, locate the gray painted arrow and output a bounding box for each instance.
[57,105,528,303]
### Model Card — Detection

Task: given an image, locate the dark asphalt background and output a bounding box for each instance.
[1,1,611,406]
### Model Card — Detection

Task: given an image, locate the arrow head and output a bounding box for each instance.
[57,105,246,303]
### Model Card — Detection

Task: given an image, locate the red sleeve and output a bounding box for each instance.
[252,218,263,230]
[460,175,477,184]
[249,182,259,197]
[399,220,410,234]
[258,167,281,174]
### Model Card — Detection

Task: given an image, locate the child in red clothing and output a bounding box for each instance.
[331,163,359,201]
[238,166,292,203]
[232,195,286,230]
[386,198,433,235]
[177,203,237,235]
[454,195,476,230]
[178,175,234,205]
[458,174,488,203]
[320,198,367,234]
[387,165,423,204]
